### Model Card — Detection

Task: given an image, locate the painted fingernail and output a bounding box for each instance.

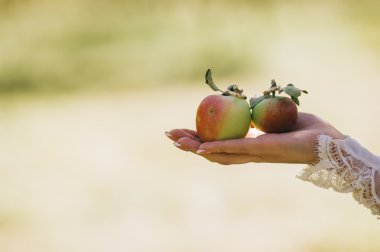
[165,131,172,138]
[196,150,210,155]
[173,142,181,147]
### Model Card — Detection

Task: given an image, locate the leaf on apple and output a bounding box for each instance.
[205,69,222,92]
[291,96,300,106]
[249,95,268,109]
[280,84,308,98]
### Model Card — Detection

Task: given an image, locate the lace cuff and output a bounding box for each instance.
[298,135,380,217]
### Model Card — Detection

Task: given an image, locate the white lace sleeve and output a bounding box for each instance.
[297,134,380,217]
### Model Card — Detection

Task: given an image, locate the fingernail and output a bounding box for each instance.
[165,131,172,138]
[173,142,181,147]
[196,150,210,155]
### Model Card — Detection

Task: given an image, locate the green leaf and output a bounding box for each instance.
[283,85,301,97]
[249,95,268,109]
[205,69,222,92]
[291,96,300,106]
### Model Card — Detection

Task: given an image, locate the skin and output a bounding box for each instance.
[166,112,380,202]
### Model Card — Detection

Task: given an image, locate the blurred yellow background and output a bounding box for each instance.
[1,0,380,251]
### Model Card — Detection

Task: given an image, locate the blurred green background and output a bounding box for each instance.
[1,0,380,251]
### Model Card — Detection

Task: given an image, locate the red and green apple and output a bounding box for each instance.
[250,80,308,133]
[196,69,251,142]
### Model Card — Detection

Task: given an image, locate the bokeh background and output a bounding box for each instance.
[1,0,380,251]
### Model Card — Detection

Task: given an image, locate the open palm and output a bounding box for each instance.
[166,113,345,165]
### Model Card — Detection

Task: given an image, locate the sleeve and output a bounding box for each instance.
[297,134,380,217]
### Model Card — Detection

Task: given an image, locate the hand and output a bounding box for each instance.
[165,113,346,165]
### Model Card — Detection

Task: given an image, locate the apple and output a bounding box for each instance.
[251,96,297,133]
[196,94,251,141]
[196,69,251,142]
[250,80,307,133]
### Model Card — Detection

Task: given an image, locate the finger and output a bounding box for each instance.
[166,129,200,142]
[181,129,199,138]
[198,138,263,155]
[174,137,202,153]
[201,153,264,165]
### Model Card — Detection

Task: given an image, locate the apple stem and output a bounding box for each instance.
[264,79,280,97]
[205,69,247,99]
[271,79,276,98]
